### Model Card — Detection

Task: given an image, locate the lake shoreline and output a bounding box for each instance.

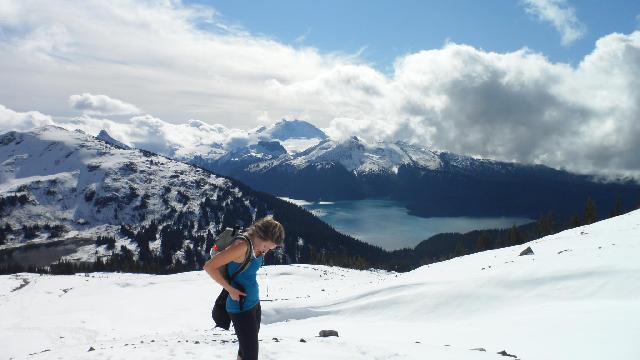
[279,197,533,250]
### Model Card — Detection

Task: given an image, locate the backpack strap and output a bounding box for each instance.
[227,234,253,282]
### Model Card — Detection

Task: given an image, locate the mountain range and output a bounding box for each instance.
[0,125,387,271]
[162,119,640,219]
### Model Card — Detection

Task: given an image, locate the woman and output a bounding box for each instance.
[204,215,285,360]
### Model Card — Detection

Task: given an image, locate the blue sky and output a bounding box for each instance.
[187,0,640,74]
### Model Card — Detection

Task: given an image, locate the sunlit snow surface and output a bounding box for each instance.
[2,210,640,359]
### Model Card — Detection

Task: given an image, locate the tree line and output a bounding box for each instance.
[1,193,638,275]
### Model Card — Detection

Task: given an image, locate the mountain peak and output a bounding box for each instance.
[96,129,130,150]
[259,118,328,141]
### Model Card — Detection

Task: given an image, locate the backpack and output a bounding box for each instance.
[211,229,253,329]
[210,226,245,258]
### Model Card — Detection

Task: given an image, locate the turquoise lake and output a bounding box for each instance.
[280,198,533,250]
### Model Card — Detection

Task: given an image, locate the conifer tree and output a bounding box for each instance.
[537,212,555,237]
[507,225,523,246]
[610,196,623,218]
[567,214,581,229]
[583,196,598,225]
[476,232,490,252]
[454,239,467,257]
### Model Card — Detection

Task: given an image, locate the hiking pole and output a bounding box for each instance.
[265,267,269,299]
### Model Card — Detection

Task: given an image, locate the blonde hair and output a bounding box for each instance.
[246,215,285,246]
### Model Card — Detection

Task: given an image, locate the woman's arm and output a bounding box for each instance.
[203,240,248,300]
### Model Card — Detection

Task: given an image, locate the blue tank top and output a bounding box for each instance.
[226,251,263,313]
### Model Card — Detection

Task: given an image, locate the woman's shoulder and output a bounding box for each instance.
[226,238,250,263]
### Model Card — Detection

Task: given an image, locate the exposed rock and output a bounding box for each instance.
[299,338,306,343]
[88,346,95,352]
[470,347,486,352]
[319,330,339,337]
[497,349,518,358]
[519,246,534,256]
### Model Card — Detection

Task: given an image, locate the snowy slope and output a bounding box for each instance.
[0,125,258,264]
[256,119,328,142]
[2,209,638,359]
[287,136,442,174]
[184,119,327,170]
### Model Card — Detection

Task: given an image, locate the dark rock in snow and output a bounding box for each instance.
[88,346,95,352]
[497,349,518,358]
[519,246,534,256]
[299,338,306,343]
[470,347,486,352]
[319,330,339,337]
[97,130,130,150]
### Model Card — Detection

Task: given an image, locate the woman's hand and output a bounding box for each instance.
[228,287,246,301]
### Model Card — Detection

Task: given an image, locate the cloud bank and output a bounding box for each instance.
[0,104,54,132]
[1,1,640,180]
[69,93,141,115]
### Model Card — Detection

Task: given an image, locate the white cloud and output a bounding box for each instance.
[0,104,54,132]
[53,113,235,158]
[273,32,640,179]
[0,0,354,126]
[1,1,640,180]
[69,93,141,115]
[522,0,586,46]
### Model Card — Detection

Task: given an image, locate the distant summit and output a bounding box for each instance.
[96,129,130,150]
[257,119,328,141]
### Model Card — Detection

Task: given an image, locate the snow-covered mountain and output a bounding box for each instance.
[2,208,638,359]
[0,125,257,264]
[287,136,442,174]
[193,133,640,218]
[257,118,328,141]
[201,135,442,176]
[255,118,328,154]
[1,126,389,271]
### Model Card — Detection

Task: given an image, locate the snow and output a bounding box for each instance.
[279,138,323,154]
[278,197,313,206]
[0,125,245,261]
[2,209,639,359]
[286,137,444,174]
[257,119,329,142]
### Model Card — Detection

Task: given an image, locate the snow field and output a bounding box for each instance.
[1,210,639,359]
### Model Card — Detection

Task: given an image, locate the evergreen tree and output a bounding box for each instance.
[454,239,467,257]
[494,232,505,249]
[204,229,215,254]
[476,232,490,252]
[536,212,555,237]
[507,225,523,246]
[567,214,581,229]
[0,223,8,245]
[183,245,196,270]
[160,225,184,264]
[583,196,598,225]
[609,196,624,218]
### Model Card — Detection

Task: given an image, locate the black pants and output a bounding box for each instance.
[229,302,261,360]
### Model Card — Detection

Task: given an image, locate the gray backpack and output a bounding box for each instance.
[210,227,253,277]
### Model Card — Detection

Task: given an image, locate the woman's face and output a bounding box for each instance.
[254,237,278,256]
